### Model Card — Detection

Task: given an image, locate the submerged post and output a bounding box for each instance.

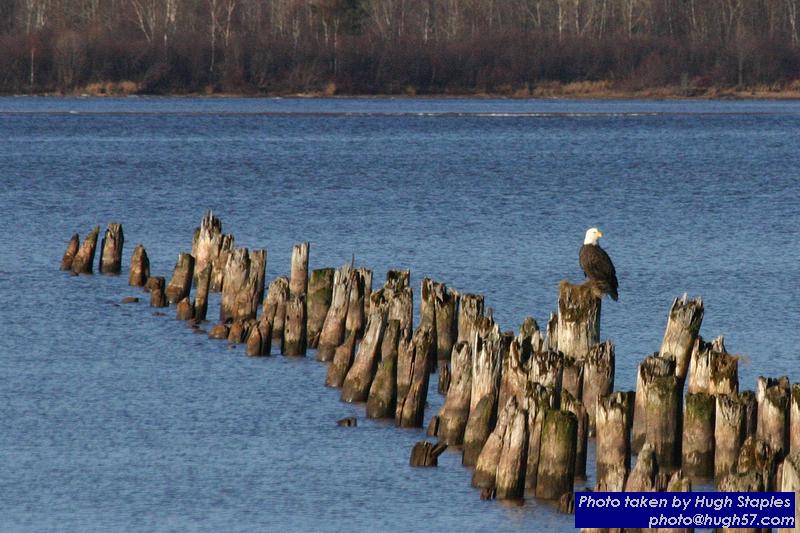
[99,222,124,274]
[128,244,150,287]
[166,252,195,305]
[71,226,100,274]
[148,276,168,308]
[60,233,80,271]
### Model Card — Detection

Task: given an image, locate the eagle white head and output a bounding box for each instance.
[584,227,603,245]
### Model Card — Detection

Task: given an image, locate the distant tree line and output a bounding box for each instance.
[1,0,800,94]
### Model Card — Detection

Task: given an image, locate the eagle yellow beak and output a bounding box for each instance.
[597,230,604,237]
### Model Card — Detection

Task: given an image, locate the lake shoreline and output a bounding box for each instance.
[8,82,800,101]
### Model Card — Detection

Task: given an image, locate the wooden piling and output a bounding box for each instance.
[562,356,585,401]
[148,276,168,308]
[682,391,715,478]
[306,268,334,348]
[715,393,747,479]
[687,335,739,395]
[191,211,222,285]
[166,252,195,305]
[60,233,80,271]
[344,269,366,340]
[396,325,434,428]
[495,401,529,500]
[289,241,309,299]
[741,389,758,440]
[561,389,588,479]
[282,295,307,356]
[757,376,790,458]
[410,441,447,467]
[498,339,527,415]
[791,384,800,453]
[779,450,800,533]
[535,410,577,500]
[524,385,551,490]
[470,322,502,413]
[625,442,658,491]
[596,392,631,488]
[316,264,352,361]
[644,373,682,469]
[388,283,413,340]
[736,435,780,491]
[325,330,357,388]
[463,395,496,467]
[457,293,484,345]
[220,247,249,321]
[99,223,124,274]
[341,303,388,402]
[583,340,614,435]
[632,355,675,452]
[658,294,703,381]
[366,319,401,419]
[528,349,564,406]
[436,342,472,445]
[246,315,272,356]
[473,397,515,488]
[555,281,600,360]
[209,233,234,293]
[434,283,458,365]
[192,263,211,321]
[176,297,194,320]
[128,244,150,287]
[263,276,289,345]
[71,226,99,274]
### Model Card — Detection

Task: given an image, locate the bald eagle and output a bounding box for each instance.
[579,227,619,301]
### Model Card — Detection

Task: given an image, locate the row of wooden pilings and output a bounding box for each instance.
[62,214,800,533]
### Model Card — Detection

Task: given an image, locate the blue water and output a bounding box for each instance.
[1,97,799,532]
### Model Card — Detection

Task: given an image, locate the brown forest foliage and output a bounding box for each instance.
[1,0,800,95]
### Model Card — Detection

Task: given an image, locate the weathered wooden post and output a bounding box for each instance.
[555,281,600,360]
[715,393,746,479]
[99,223,124,274]
[528,349,564,406]
[71,226,99,274]
[176,297,194,320]
[387,278,413,340]
[463,323,502,466]
[561,389,588,479]
[61,233,80,270]
[742,390,758,440]
[366,319,401,419]
[736,435,780,492]
[220,247,249,320]
[192,263,211,321]
[166,252,195,305]
[282,295,307,356]
[306,268,334,348]
[658,294,703,381]
[535,409,577,500]
[410,441,447,467]
[209,234,234,292]
[289,241,309,298]
[632,355,675,452]
[396,325,434,428]
[644,373,682,469]
[596,392,631,489]
[524,384,552,490]
[128,244,150,287]
[779,450,800,533]
[436,342,472,445]
[316,264,352,361]
[357,268,373,316]
[562,356,585,401]
[420,277,436,329]
[434,283,458,365]
[325,330,357,388]
[457,293,484,344]
[263,277,289,345]
[495,401,529,500]
[498,340,527,414]
[687,336,738,395]
[246,315,272,356]
[757,376,790,458]
[625,442,658,491]
[148,276,168,308]
[246,249,266,317]
[344,269,366,340]
[472,399,513,488]
[583,340,614,435]
[791,384,800,453]
[682,391,715,478]
[342,304,388,402]
[191,211,222,284]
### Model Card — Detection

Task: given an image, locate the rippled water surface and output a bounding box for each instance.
[1,97,799,532]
